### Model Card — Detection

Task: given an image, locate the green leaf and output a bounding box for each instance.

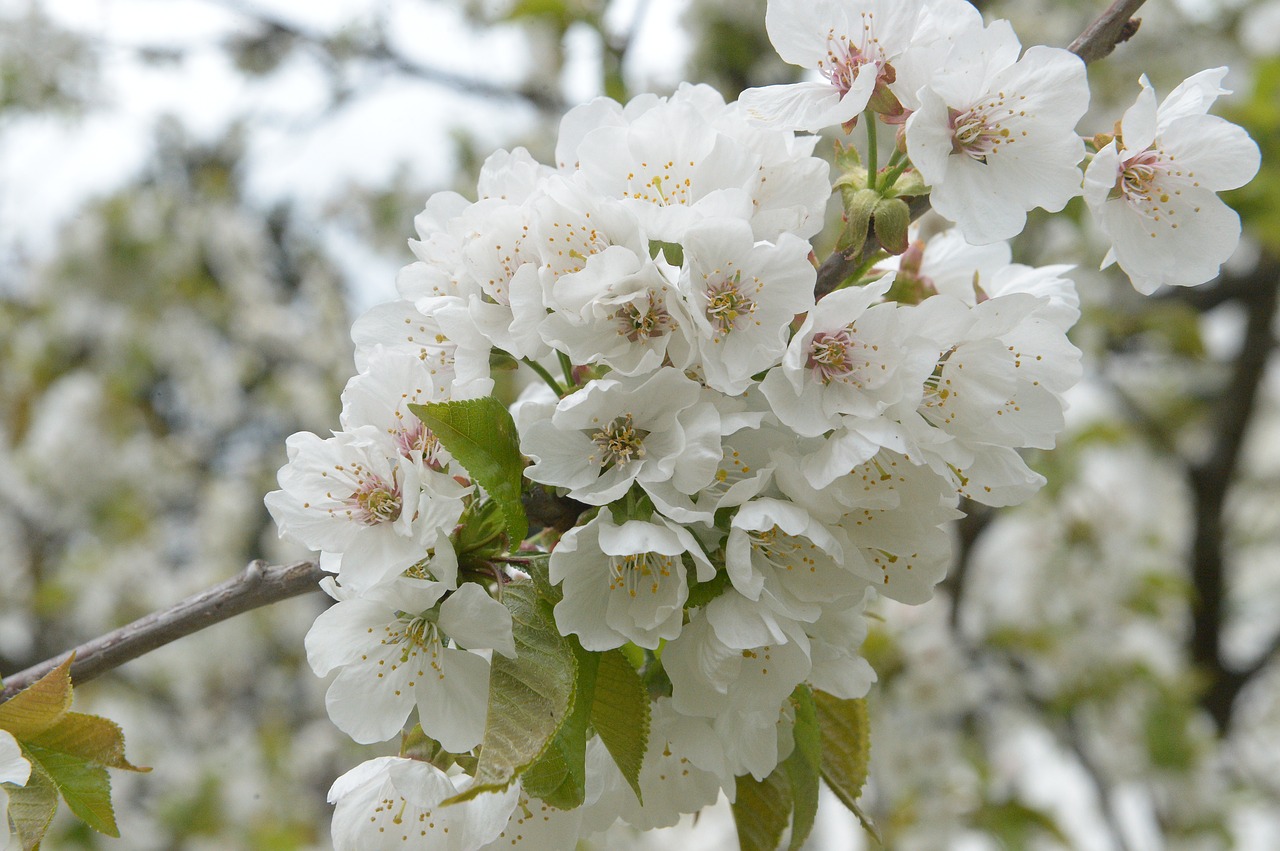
[409,398,529,548]
[648,240,684,267]
[973,799,1070,846]
[590,648,650,804]
[0,656,74,740]
[784,685,821,851]
[22,742,118,836]
[446,580,576,803]
[733,769,792,851]
[686,568,731,609]
[815,690,876,840]
[6,760,59,851]
[27,712,148,773]
[521,643,597,809]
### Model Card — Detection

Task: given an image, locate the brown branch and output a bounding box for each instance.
[0,560,326,704]
[815,0,1148,296]
[1067,0,1146,65]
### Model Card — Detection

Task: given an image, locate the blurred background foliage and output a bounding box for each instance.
[0,0,1277,848]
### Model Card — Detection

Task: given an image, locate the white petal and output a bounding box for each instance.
[416,648,492,753]
[440,584,516,657]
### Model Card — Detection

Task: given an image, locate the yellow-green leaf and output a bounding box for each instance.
[6,759,59,851]
[445,581,575,804]
[784,685,821,851]
[733,769,792,851]
[589,648,649,805]
[409,398,529,547]
[0,656,74,740]
[27,712,148,773]
[815,690,873,838]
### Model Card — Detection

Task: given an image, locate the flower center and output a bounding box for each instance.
[592,413,650,470]
[350,474,403,526]
[807,330,858,384]
[608,551,675,598]
[1118,149,1163,203]
[818,34,866,98]
[614,296,673,342]
[395,421,443,467]
[749,525,820,574]
[949,102,1014,164]
[705,272,756,336]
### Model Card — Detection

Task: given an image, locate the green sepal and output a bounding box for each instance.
[409,398,529,549]
[879,166,927,200]
[872,196,911,256]
[837,187,881,257]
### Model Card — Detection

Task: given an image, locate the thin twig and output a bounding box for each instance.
[815,0,1148,296]
[0,560,326,703]
[1068,0,1146,65]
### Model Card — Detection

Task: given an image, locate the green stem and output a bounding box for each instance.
[865,112,879,191]
[522,357,564,396]
[879,159,912,194]
[558,350,576,388]
[835,249,891,291]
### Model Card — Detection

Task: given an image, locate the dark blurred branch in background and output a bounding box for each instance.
[1184,255,1280,731]
[206,0,566,113]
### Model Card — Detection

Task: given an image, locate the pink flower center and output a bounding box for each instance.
[807,329,860,385]
[818,35,867,98]
[1118,149,1164,203]
[395,421,443,467]
[949,97,1021,163]
[349,474,403,526]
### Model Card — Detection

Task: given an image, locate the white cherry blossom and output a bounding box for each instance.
[1083,68,1261,293]
[265,427,470,591]
[679,218,816,395]
[905,20,1089,244]
[739,0,926,131]
[550,511,713,650]
[306,577,515,750]
[519,368,722,506]
[480,787,584,849]
[328,757,518,851]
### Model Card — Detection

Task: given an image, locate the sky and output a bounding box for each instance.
[0,0,691,308]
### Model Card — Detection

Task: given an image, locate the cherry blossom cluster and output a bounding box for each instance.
[264,0,1259,847]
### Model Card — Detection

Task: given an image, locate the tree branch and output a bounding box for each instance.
[0,560,325,704]
[1186,257,1280,730]
[1067,0,1146,65]
[815,0,1148,296]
